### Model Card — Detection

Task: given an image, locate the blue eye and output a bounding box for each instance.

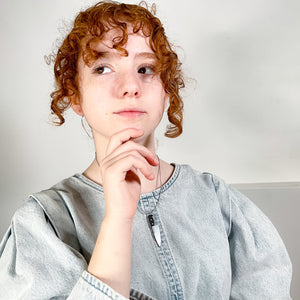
[138,66,154,75]
[95,66,111,74]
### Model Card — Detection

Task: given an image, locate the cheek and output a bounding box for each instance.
[155,90,167,115]
[160,88,167,108]
[79,81,107,107]
[147,79,166,102]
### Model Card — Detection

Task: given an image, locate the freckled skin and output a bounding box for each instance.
[73,30,167,147]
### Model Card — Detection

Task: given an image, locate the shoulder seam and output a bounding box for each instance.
[206,174,232,237]
[28,195,60,239]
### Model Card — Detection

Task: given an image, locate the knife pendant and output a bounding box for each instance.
[147,214,161,247]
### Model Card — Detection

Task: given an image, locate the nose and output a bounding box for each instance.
[117,72,141,98]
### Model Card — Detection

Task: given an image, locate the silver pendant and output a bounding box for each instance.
[147,215,161,247]
[152,224,161,247]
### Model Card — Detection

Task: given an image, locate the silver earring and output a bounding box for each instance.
[81,116,93,138]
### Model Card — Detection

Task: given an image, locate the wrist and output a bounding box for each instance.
[103,214,135,227]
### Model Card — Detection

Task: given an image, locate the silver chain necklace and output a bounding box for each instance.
[95,152,162,247]
[136,156,162,247]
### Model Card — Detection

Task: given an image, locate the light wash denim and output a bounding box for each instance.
[0,164,292,299]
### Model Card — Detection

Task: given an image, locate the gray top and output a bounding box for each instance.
[0,164,292,299]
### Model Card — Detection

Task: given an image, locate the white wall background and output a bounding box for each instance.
[0,0,299,295]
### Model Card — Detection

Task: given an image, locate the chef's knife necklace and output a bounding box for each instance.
[95,153,162,247]
[137,155,162,247]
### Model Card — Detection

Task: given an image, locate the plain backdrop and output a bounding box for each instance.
[0,0,299,297]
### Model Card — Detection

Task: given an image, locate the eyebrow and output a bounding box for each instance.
[134,52,156,60]
[96,51,156,60]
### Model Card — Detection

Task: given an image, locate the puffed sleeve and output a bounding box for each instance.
[0,197,129,300]
[212,175,292,300]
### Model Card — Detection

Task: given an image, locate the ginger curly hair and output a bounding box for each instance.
[50,1,185,137]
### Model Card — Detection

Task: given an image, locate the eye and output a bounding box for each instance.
[138,65,154,75]
[95,66,111,74]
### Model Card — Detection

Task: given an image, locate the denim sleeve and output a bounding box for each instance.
[212,175,292,300]
[0,197,129,300]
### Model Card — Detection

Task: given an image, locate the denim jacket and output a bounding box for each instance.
[0,164,292,299]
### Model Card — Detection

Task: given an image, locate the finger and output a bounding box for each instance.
[104,141,158,167]
[103,152,156,181]
[105,128,144,156]
[103,150,156,180]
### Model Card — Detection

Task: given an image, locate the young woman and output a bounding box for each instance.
[0,1,292,299]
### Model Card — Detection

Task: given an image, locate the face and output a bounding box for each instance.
[72,28,167,144]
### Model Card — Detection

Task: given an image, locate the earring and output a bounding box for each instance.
[81,116,93,138]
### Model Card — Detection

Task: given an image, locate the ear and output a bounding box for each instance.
[70,95,84,116]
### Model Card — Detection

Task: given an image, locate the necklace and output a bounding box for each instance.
[137,156,162,247]
[95,152,162,247]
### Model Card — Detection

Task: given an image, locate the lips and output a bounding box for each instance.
[114,108,146,117]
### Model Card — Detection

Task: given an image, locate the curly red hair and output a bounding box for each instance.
[50,1,185,137]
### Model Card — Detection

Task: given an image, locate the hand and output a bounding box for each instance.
[98,128,159,221]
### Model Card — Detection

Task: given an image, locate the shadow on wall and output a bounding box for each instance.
[0,113,27,239]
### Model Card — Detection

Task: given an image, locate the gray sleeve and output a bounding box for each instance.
[212,175,292,300]
[0,197,128,300]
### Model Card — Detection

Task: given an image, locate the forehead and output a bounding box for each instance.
[90,27,153,55]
